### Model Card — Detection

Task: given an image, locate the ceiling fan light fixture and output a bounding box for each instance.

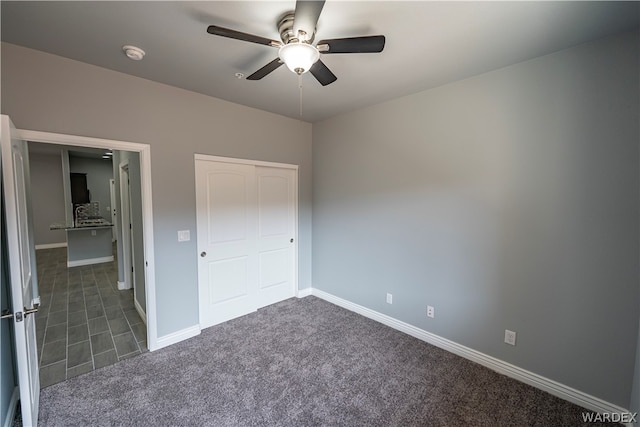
[279,42,319,75]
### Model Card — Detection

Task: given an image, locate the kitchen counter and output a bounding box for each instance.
[50,220,114,267]
[50,220,113,230]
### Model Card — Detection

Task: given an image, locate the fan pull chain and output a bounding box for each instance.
[298,73,303,117]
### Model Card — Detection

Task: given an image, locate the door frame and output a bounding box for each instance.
[16,128,159,350]
[194,154,299,325]
[118,161,134,292]
[109,178,117,242]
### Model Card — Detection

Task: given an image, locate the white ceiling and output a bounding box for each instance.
[2,1,638,123]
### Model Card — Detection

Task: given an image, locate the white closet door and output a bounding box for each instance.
[255,166,296,308]
[196,160,258,329]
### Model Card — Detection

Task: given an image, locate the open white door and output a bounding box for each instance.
[1,115,40,426]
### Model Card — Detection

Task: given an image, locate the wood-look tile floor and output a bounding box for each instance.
[35,247,147,388]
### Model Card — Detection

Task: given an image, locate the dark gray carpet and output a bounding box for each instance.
[35,296,604,426]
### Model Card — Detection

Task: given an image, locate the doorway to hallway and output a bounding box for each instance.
[35,246,147,387]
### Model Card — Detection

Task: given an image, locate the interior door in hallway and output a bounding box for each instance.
[195,158,297,329]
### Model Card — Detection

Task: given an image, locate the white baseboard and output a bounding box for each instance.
[117,281,130,290]
[296,287,312,298]
[309,288,630,417]
[3,387,19,427]
[155,325,200,351]
[67,255,114,268]
[35,242,67,250]
[134,297,147,325]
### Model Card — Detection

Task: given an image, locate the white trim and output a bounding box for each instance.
[310,288,631,417]
[293,170,299,300]
[155,325,200,350]
[117,281,130,291]
[18,129,148,152]
[67,255,114,268]
[35,242,67,250]
[194,153,299,171]
[16,128,158,352]
[139,144,157,351]
[134,297,147,325]
[296,288,312,298]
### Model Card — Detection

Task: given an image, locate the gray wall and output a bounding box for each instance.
[312,31,639,408]
[28,147,66,246]
[69,155,114,219]
[1,42,313,338]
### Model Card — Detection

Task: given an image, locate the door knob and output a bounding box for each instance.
[1,303,38,322]
[200,252,207,257]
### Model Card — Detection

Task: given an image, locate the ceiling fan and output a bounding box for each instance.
[206,0,385,86]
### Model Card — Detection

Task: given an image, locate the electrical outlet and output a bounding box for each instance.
[504,329,516,346]
[427,305,434,318]
[386,293,392,304]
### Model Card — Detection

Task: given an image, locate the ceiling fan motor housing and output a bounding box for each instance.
[278,12,315,44]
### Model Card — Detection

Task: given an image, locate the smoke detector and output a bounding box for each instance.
[122,45,145,61]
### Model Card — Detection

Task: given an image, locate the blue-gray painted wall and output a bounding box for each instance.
[312,31,639,408]
[69,155,114,220]
[28,147,66,246]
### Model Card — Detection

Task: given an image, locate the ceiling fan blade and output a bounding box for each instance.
[207,25,281,47]
[246,58,284,80]
[310,60,337,86]
[293,0,325,41]
[317,35,386,54]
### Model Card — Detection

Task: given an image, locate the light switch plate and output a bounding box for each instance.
[177,230,190,242]
[504,329,516,346]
